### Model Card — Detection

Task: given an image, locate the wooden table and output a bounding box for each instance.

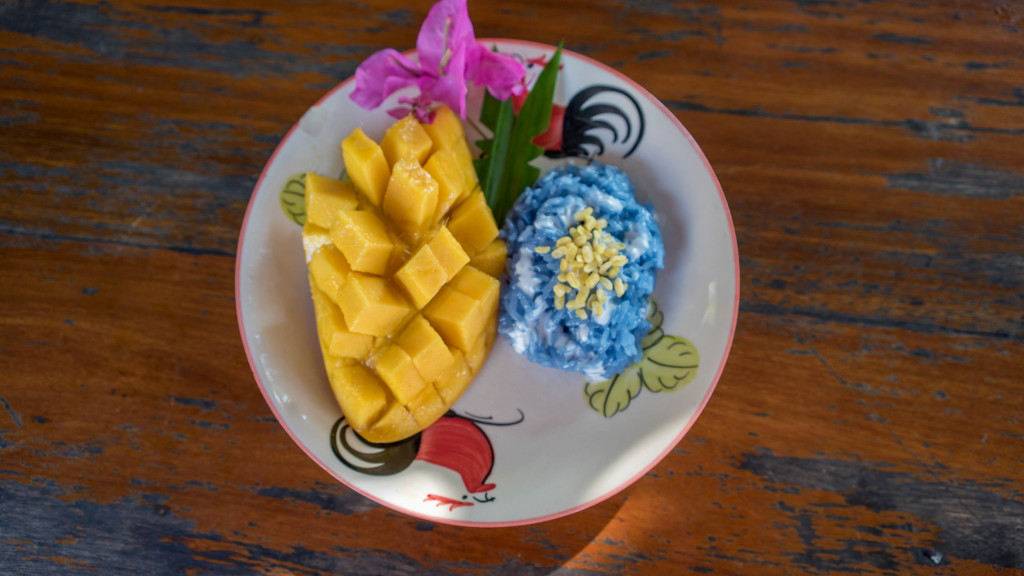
[2,0,1022,573]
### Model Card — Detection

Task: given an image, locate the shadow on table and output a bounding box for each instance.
[382,486,633,574]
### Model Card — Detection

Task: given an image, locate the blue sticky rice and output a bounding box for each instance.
[499,162,665,381]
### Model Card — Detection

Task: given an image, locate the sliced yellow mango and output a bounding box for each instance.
[375,344,429,405]
[305,173,358,229]
[380,114,432,168]
[407,384,448,429]
[382,157,438,237]
[330,210,394,275]
[393,244,448,308]
[421,105,465,154]
[423,149,469,221]
[308,244,351,303]
[303,106,503,443]
[364,403,419,444]
[469,238,508,278]
[396,315,455,383]
[328,364,387,432]
[447,192,499,257]
[434,349,475,405]
[310,281,375,359]
[336,273,411,337]
[427,225,470,278]
[423,285,485,353]
[340,128,389,206]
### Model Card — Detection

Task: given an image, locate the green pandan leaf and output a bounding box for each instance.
[475,43,562,226]
[498,44,560,223]
[479,83,503,131]
[280,172,307,226]
[476,96,515,212]
[583,298,700,417]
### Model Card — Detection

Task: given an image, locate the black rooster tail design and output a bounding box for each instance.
[546,84,646,159]
[330,418,422,475]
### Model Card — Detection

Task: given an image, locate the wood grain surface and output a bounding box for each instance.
[2,0,1022,574]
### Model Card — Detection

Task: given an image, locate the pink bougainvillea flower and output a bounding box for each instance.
[388,94,436,122]
[350,49,421,111]
[472,47,526,101]
[350,0,525,122]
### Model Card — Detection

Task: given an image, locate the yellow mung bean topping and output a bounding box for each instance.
[534,207,630,318]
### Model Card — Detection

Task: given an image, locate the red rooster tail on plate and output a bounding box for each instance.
[415,416,497,493]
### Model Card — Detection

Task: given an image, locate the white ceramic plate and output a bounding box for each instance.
[236,40,738,527]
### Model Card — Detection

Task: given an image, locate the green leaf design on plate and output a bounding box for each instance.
[640,297,665,349]
[280,172,307,226]
[584,363,645,418]
[641,335,700,393]
[584,299,700,417]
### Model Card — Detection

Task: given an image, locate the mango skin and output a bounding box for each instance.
[302,108,503,443]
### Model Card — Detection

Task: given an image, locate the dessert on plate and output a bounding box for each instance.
[499,162,664,381]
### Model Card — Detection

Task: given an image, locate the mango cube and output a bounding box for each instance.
[383,158,438,236]
[427,226,470,278]
[329,328,375,359]
[393,244,448,308]
[311,281,375,359]
[336,273,411,336]
[394,226,471,307]
[330,210,394,275]
[422,266,497,352]
[396,315,455,383]
[375,344,429,404]
[407,384,448,428]
[329,364,387,432]
[465,316,496,370]
[380,115,432,168]
[421,105,466,154]
[308,244,351,303]
[420,106,478,194]
[434,349,474,405]
[469,238,508,278]
[363,403,418,444]
[447,192,499,256]
[423,149,468,221]
[423,286,485,352]
[449,137,480,194]
[311,281,342,351]
[305,173,358,228]
[450,265,500,318]
[341,128,389,206]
